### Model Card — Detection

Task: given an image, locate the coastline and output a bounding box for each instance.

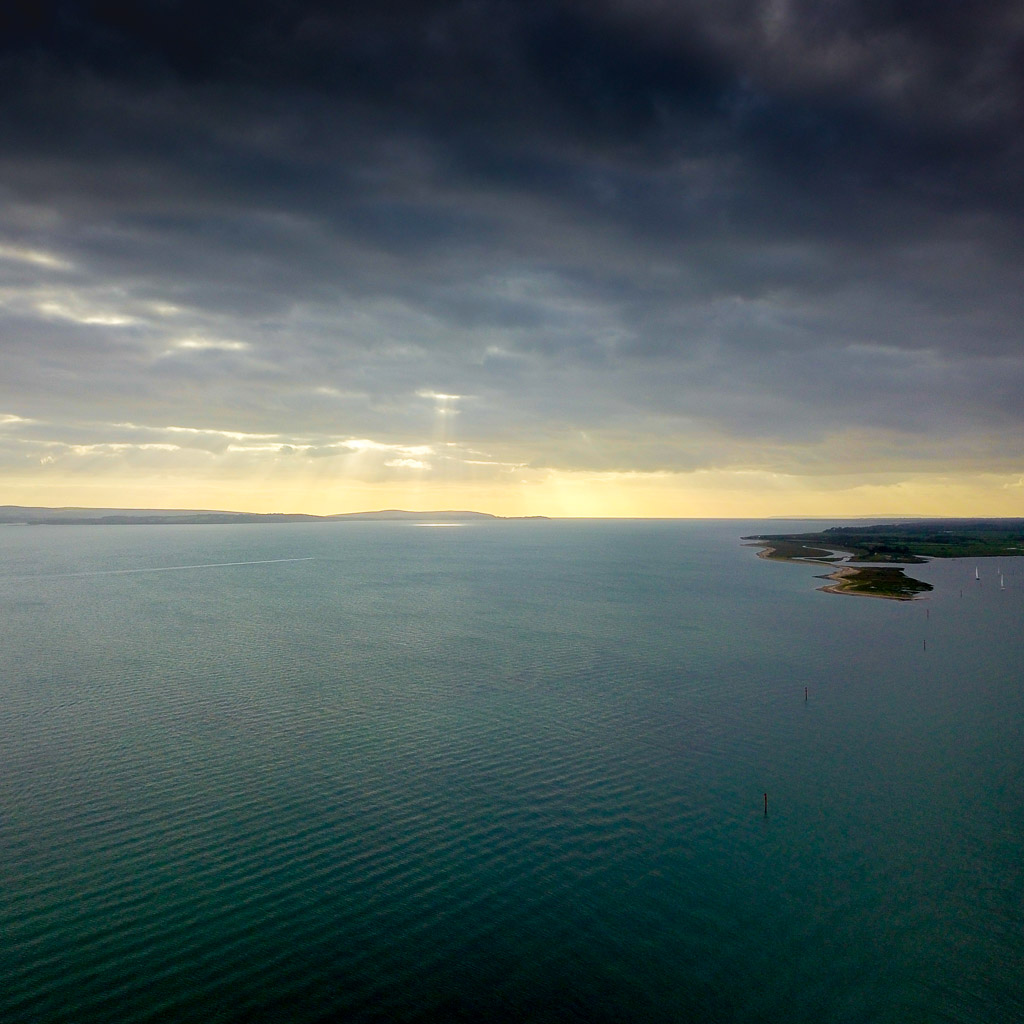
[750,540,932,600]
[817,566,923,601]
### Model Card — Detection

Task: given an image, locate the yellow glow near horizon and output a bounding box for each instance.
[3,465,1022,518]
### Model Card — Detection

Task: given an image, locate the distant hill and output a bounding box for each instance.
[0,505,242,522]
[0,506,542,525]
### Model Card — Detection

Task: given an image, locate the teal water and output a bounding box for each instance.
[1,520,1022,1023]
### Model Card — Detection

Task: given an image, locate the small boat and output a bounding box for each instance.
[975,566,980,581]
[1000,573,1006,591]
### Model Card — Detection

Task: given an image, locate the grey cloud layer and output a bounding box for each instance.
[1,1,1022,477]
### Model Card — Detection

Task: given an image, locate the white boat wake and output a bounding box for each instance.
[10,557,315,580]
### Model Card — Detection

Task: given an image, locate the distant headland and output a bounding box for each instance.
[0,506,547,526]
[745,519,1024,600]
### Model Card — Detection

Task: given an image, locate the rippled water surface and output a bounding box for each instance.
[2,520,1022,1023]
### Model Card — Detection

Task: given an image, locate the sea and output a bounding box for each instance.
[1,519,1022,1024]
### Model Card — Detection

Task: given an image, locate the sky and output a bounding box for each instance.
[1,0,1023,517]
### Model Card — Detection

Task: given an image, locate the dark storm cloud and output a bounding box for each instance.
[1,0,1023,477]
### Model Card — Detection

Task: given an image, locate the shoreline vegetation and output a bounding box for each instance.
[746,519,1024,600]
[751,542,933,600]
